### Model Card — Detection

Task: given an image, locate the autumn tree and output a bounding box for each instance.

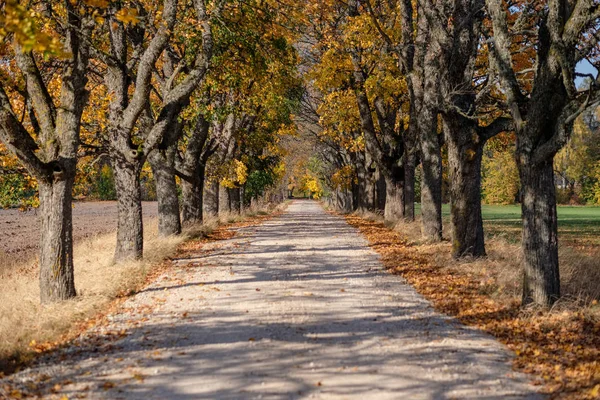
[365,0,444,238]
[144,1,224,236]
[96,0,224,258]
[487,0,600,306]
[414,0,515,257]
[0,0,97,302]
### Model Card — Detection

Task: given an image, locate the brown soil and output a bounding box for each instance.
[0,201,158,276]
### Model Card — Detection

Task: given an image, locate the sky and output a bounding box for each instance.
[575,59,598,89]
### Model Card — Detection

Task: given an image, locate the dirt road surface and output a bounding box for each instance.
[0,202,158,274]
[1,200,541,399]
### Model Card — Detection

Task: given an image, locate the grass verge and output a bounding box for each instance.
[345,212,600,399]
[0,202,285,377]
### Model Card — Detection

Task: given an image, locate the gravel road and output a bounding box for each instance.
[2,200,541,399]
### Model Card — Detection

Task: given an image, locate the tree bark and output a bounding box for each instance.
[38,170,77,303]
[519,157,560,307]
[445,120,486,258]
[230,187,241,214]
[239,185,246,213]
[218,184,231,215]
[149,149,181,236]
[356,160,375,212]
[375,172,386,212]
[339,188,353,212]
[112,157,144,261]
[384,171,404,222]
[403,151,416,221]
[204,180,219,217]
[418,106,443,241]
[181,164,206,224]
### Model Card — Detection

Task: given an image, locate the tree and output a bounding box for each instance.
[365,0,444,237]
[487,0,600,306]
[420,0,514,257]
[0,0,96,302]
[99,0,223,258]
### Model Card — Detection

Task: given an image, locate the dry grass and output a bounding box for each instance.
[0,219,182,374]
[0,202,284,375]
[347,210,600,398]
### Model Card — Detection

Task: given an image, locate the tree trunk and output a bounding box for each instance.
[334,189,349,212]
[230,187,241,214]
[445,121,486,258]
[519,157,560,307]
[375,172,386,212]
[38,171,77,303]
[352,179,360,211]
[112,158,144,261]
[356,155,375,212]
[419,106,443,241]
[218,184,231,215]
[149,150,181,236]
[384,174,404,223]
[181,165,206,225]
[239,185,246,213]
[403,151,416,221]
[203,180,219,217]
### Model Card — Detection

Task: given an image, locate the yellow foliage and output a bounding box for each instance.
[589,162,600,205]
[115,8,140,26]
[221,160,248,189]
[304,178,322,199]
[331,165,355,190]
[0,1,65,56]
[482,148,520,205]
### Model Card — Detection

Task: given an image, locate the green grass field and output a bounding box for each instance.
[415,203,600,247]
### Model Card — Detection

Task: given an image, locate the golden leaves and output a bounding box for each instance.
[331,165,355,190]
[115,8,140,26]
[85,0,110,7]
[0,1,65,57]
[220,160,248,189]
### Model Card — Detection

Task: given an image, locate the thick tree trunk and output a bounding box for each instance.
[239,185,246,213]
[203,180,219,217]
[351,179,360,211]
[419,106,443,241]
[149,150,181,236]
[356,154,375,212]
[181,166,205,224]
[218,184,231,215]
[375,172,386,212]
[38,171,77,303]
[230,187,241,214]
[403,151,416,221]
[341,189,353,212]
[519,157,560,307]
[112,158,144,261]
[384,174,404,223]
[445,122,486,258]
[333,190,341,211]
